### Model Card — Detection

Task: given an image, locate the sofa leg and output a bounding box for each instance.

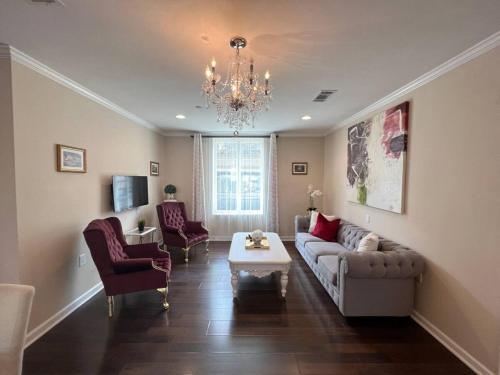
[184,248,190,263]
[205,239,210,252]
[107,296,114,318]
[162,283,169,310]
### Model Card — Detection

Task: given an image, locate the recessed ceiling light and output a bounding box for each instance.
[175,114,186,119]
[301,115,312,120]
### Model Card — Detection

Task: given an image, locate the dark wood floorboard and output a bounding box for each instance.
[23,242,472,375]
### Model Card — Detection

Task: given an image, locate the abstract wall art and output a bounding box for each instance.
[346,101,409,213]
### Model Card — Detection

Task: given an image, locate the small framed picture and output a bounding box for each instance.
[292,162,308,175]
[57,144,86,173]
[150,161,159,176]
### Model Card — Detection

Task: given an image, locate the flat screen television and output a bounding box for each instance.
[111,175,148,213]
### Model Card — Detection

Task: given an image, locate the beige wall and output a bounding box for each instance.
[10,61,164,329]
[161,136,324,238]
[161,136,194,215]
[278,137,324,237]
[0,56,19,283]
[323,47,500,373]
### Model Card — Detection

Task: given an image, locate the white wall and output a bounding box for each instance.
[10,60,164,329]
[323,47,500,374]
[0,55,19,283]
[277,137,324,237]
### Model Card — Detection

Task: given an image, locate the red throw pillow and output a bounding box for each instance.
[312,213,341,242]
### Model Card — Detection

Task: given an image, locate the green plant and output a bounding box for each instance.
[357,184,367,205]
[164,184,177,194]
[138,219,146,232]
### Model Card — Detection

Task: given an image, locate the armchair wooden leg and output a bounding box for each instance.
[162,283,169,310]
[184,247,190,263]
[107,296,114,318]
[205,239,210,252]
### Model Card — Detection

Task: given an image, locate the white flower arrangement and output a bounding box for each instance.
[307,184,322,211]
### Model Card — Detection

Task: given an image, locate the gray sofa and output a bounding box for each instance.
[295,215,424,317]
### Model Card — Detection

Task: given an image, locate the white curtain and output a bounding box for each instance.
[192,134,206,222]
[202,136,280,240]
[266,134,279,232]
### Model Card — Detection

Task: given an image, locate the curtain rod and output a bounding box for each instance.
[190,135,278,138]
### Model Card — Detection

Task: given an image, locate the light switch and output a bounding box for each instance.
[365,213,370,224]
[78,253,87,267]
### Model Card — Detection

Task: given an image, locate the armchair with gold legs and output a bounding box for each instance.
[83,217,171,317]
[156,201,209,263]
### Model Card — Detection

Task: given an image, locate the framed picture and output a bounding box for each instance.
[292,162,308,175]
[57,144,86,173]
[346,101,409,213]
[150,161,159,176]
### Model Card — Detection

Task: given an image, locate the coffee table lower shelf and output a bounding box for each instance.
[229,264,291,298]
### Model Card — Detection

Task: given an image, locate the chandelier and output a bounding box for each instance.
[202,36,272,134]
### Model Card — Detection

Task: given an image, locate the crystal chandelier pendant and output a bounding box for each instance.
[202,36,272,133]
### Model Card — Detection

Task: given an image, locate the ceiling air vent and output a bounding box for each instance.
[27,0,65,5]
[313,89,337,102]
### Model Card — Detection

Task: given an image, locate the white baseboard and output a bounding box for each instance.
[210,236,233,241]
[411,310,495,375]
[25,282,103,348]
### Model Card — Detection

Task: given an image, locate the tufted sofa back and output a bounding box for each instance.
[83,218,129,277]
[157,202,188,231]
[337,220,410,252]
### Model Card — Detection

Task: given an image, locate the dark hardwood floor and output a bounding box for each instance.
[24,242,471,374]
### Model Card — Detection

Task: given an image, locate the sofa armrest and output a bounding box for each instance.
[124,243,170,259]
[294,215,310,234]
[112,258,152,274]
[338,250,424,279]
[165,224,179,233]
[164,224,184,235]
[185,221,208,234]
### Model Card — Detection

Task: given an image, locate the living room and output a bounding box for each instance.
[0,1,499,374]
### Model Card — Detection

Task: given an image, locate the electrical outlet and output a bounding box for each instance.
[365,213,371,224]
[78,253,87,268]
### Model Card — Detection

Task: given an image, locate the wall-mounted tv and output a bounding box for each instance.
[112,175,148,213]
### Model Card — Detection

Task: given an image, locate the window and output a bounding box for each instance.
[212,138,264,215]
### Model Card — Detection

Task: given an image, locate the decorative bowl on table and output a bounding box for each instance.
[245,230,270,250]
[251,229,263,245]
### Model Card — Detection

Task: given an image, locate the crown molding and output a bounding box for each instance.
[0,44,11,59]
[326,30,500,134]
[278,132,326,138]
[161,130,327,138]
[7,45,162,134]
[162,131,193,137]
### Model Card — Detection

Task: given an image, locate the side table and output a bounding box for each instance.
[125,227,157,244]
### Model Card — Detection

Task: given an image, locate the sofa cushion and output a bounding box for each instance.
[308,211,336,233]
[357,232,379,252]
[186,232,208,245]
[296,232,325,247]
[317,256,338,286]
[311,214,341,241]
[305,241,347,262]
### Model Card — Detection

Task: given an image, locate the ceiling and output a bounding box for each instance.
[0,0,499,135]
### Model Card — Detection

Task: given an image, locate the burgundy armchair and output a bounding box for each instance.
[83,217,171,317]
[156,202,209,263]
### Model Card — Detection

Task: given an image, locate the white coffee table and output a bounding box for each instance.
[228,232,292,298]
